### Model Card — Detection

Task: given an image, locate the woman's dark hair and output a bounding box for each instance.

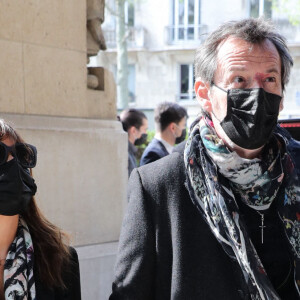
[119,108,147,132]
[155,102,188,132]
[0,119,71,289]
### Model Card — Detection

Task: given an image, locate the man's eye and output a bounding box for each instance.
[233,77,245,83]
[265,77,276,82]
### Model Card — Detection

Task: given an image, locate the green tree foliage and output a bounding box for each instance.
[272,0,300,25]
[136,130,155,164]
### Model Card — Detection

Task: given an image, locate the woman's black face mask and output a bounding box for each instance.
[0,142,37,216]
[212,84,282,150]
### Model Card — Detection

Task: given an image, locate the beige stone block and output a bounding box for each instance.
[88,67,104,90]
[86,68,117,119]
[1,113,128,245]
[22,0,86,51]
[87,0,105,21]
[23,43,88,117]
[0,0,24,41]
[0,39,25,113]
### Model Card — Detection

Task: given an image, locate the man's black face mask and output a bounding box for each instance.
[0,158,37,216]
[134,133,148,146]
[212,84,282,149]
[175,128,186,144]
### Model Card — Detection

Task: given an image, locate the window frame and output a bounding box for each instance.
[124,1,135,27]
[178,63,195,101]
[172,0,201,42]
[248,0,272,18]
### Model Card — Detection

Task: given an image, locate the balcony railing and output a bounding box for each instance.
[104,26,146,49]
[165,24,208,45]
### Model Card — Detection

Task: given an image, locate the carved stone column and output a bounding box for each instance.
[87,0,107,89]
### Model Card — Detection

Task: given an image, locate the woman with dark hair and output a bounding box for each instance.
[0,119,81,300]
[119,109,148,177]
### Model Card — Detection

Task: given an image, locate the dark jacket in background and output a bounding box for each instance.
[140,138,169,166]
[35,247,81,300]
[128,141,138,177]
[110,130,300,299]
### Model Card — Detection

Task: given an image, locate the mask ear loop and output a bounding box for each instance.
[209,82,227,123]
[211,82,228,94]
[195,79,226,123]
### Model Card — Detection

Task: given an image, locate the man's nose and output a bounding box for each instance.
[250,73,265,88]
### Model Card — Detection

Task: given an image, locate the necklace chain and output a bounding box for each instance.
[256,210,266,244]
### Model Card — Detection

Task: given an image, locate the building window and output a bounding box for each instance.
[179,64,194,101]
[171,0,201,42]
[249,0,272,18]
[125,1,135,26]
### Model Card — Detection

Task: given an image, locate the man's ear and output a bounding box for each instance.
[195,80,212,113]
[168,122,176,134]
[128,126,136,137]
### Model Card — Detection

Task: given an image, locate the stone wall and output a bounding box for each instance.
[0,1,127,298]
[0,0,117,119]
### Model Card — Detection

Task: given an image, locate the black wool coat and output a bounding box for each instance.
[110,134,300,300]
[35,247,81,300]
[110,146,248,299]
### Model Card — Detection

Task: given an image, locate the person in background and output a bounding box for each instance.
[110,18,300,299]
[0,119,81,300]
[119,108,148,177]
[140,102,187,166]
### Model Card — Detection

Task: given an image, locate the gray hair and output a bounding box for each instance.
[194,18,293,91]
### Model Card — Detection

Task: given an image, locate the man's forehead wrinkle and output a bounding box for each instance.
[226,57,280,66]
[214,36,282,84]
[217,47,247,62]
[266,67,280,74]
[226,65,280,74]
[219,49,280,62]
[218,53,280,71]
[217,37,280,60]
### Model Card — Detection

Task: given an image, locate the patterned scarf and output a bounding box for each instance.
[184,116,300,300]
[3,218,36,300]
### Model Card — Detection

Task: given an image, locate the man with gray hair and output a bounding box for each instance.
[110,18,300,299]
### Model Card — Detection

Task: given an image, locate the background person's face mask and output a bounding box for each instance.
[134,133,148,146]
[175,127,186,144]
[212,84,282,150]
